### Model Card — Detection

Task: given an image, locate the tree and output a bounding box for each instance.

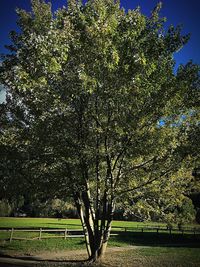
[0,0,199,262]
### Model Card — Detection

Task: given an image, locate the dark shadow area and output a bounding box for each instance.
[0,264,25,267]
[0,264,90,267]
[111,231,200,248]
[0,253,87,263]
[0,253,89,267]
[0,246,16,252]
[0,261,90,267]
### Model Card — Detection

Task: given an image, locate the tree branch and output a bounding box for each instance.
[117,168,173,196]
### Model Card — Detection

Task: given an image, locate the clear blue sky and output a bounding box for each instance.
[0,0,200,102]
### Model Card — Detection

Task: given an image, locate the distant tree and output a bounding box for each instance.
[0,199,12,217]
[0,0,199,262]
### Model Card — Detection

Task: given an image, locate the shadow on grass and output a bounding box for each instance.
[0,253,91,267]
[1,231,200,266]
[111,231,200,248]
[0,252,87,262]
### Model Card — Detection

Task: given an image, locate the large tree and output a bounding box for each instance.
[0,0,199,262]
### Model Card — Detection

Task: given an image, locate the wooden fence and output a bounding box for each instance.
[118,225,200,235]
[0,228,84,242]
[0,225,200,242]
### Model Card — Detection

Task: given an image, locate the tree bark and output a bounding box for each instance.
[73,192,92,258]
[73,186,114,263]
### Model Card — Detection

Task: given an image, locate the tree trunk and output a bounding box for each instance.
[73,161,115,263]
[87,228,111,263]
[73,191,114,263]
[87,207,113,262]
[73,192,92,257]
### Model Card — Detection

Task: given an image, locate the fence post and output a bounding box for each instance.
[10,228,14,242]
[39,228,42,240]
[64,228,67,240]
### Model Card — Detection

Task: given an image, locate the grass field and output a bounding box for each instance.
[0,217,82,229]
[0,217,169,229]
[103,247,200,267]
[0,217,200,266]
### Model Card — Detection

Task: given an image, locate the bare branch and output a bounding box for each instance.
[130,157,156,170]
[112,135,133,172]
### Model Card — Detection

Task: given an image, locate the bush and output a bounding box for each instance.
[0,199,12,216]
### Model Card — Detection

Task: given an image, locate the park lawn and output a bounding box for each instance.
[0,217,176,229]
[1,217,199,229]
[0,231,200,254]
[0,238,86,254]
[0,217,82,229]
[0,240,200,267]
[0,217,199,245]
[0,217,199,261]
[103,247,200,267]
[0,218,200,267]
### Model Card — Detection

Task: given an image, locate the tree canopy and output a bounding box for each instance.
[0,0,199,262]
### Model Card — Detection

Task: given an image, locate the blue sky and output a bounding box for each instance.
[0,0,200,103]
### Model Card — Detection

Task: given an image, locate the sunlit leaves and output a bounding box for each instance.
[0,0,199,223]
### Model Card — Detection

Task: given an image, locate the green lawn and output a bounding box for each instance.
[1,217,199,229]
[105,247,200,267]
[0,217,200,266]
[0,217,165,229]
[0,217,82,229]
[0,217,199,245]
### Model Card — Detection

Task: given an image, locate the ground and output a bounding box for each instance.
[0,218,200,266]
[1,246,200,267]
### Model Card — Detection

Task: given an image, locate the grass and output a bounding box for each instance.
[0,217,168,229]
[0,217,200,250]
[1,217,199,230]
[110,231,200,247]
[0,217,200,266]
[0,217,82,229]
[1,238,200,267]
[0,230,200,254]
[103,247,200,267]
[1,217,199,229]
[0,217,170,241]
[2,217,198,242]
[0,238,85,254]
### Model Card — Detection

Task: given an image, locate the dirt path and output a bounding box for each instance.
[38,246,140,260]
[1,246,140,261]
[2,246,199,267]
[0,246,145,267]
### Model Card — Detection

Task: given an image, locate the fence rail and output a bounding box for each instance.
[113,225,200,235]
[0,228,85,242]
[0,225,200,242]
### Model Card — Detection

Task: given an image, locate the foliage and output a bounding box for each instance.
[117,171,197,223]
[0,199,12,216]
[14,196,77,218]
[0,0,199,261]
